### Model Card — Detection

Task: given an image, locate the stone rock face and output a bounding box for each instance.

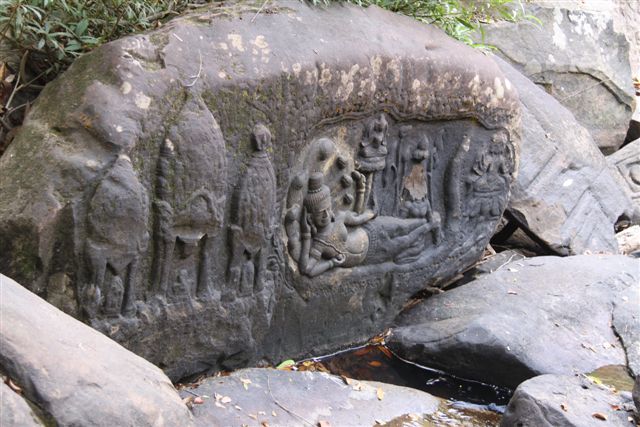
[179,368,440,427]
[482,4,634,153]
[387,255,640,389]
[0,275,193,427]
[0,381,43,427]
[0,2,519,379]
[501,375,634,427]
[495,57,638,256]
[608,139,640,215]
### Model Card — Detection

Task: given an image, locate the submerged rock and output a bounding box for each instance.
[179,367,440,427]
[0,275,193,427]
[495,57,638,256]
[0,1,520,379]
[388,255,640,389]
[501,374,635,427]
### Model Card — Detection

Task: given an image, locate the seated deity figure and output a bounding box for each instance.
[297,172,433,277]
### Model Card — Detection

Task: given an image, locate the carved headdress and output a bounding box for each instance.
[304,173,332,213]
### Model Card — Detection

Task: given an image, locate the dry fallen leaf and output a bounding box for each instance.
[6,379,22,393]
[221,396,232,404]
[592,412,607,421]
[249,413,258,420]
[610,404,621,411]
[240,378,252,390]
[507,290,518,295]
[341,376,353,385]
[376,388,385,401]
[214,401,226,409]
[261,422,270,427]
[272,411,277,416]
[317,421,331,427]
[560,403,568,412]
[368,361,382,368]
[193,397,204,405]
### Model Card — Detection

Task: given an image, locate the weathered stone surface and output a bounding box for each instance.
[615,225,640,257]
[0,381,44,427]
[501,375,634,427]
[179,368,439,426]
[634,375,640,413]
[608,139,640,214]
[495,57,638,256]
[482,4,634,153]
[0,2,520,379]
[388,255,640,389]
[0,275,193,427]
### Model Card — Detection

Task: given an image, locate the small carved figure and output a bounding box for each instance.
[356,114,389,212]
[465,132,510,219]
[228,123,277,296]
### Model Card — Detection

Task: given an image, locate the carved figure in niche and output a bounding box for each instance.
[294,172,434,277]
[151,97,227,302]
[83,154,149,319]
[356,114,389,213]
[398,133,442,244]
[465,132,510,220]
[228,124,277,296]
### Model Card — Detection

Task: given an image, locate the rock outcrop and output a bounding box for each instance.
[180,368,440,427]
[388,255,640,389]
[0,2,520,379]
[495,57,637,255]
[501,375,635,427]
[482,3,635,153]
[0,275,193,427]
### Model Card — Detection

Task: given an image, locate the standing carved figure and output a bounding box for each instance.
[228,124,277,296]
[83,154,149,318]
[151,97,227,301]
[356,114,389,213]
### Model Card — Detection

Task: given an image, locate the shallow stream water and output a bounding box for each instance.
[303,344,511,425]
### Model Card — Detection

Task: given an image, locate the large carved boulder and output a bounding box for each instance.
[0,2,519,379]
[481,3,635,153]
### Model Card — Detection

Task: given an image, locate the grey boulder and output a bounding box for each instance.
[388,255,640,389]
[482,4,634,153]
[501,374,635,427]
[496,56,638,255]
[0,380,44,426]
[179,367,439,427]
[0,274,193,427]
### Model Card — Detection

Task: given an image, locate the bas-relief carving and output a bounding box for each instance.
[464,132,511,221]
[151,99,227,304]
[228,124,278,298]
[285,113,512,278]
[82,154,149,318]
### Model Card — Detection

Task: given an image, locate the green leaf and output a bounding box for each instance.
[276,359,295,369]
[75,19,89,36]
